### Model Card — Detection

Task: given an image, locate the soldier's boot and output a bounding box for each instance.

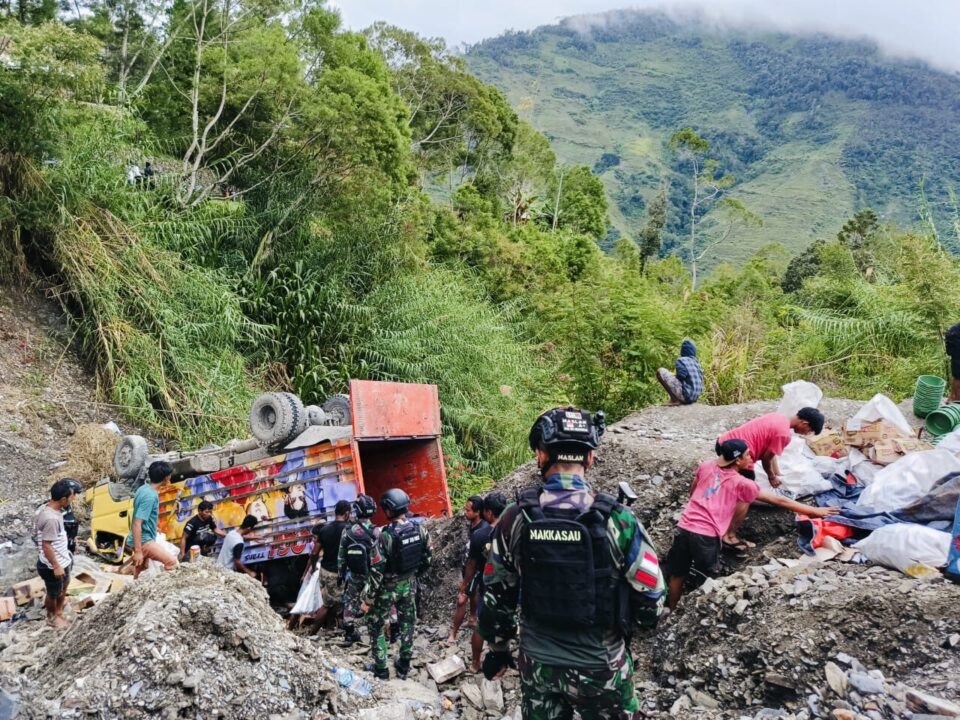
[344,625,362,645]
[365,663,390,680]
[394,657,410,680]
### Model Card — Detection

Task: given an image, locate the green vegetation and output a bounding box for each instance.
[2,8,960,503]
[467,12,960,269]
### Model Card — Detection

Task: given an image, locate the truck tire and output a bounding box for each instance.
[278,392,307,441]
[305,405,326,426]
[322,394,351,426]
[114,435,149,480]
[250,392,300,446]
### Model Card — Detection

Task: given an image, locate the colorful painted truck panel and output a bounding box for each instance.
[86,380,452,566]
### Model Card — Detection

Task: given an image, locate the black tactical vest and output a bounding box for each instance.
[518,488,629,633]
[387,521,424,577]
[344,524,376,576]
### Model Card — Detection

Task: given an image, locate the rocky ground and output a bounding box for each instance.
[1,288,958,719]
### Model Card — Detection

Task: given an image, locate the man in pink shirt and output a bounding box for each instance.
[665,439,836,610]
[716,408,824,487]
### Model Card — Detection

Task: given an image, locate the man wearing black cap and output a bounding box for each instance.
[716,408,824,487]
[665,439,836,609]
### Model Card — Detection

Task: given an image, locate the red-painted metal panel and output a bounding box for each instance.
[358,438,452,522]
[350,380,442,439]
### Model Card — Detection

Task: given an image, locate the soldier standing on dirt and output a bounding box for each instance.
[338,494,380,646]
[363,489,432,680]
[478,407,665,720]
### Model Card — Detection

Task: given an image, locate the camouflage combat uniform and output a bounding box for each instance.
[479,472,665,720]
[366,517,432,672]
[337,519,382,628]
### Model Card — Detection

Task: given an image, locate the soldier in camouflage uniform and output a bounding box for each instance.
[364,488,432,680]
[479,407,665,720]
[338,494,380,645]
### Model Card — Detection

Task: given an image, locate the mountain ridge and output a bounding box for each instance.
[465,10,960,268]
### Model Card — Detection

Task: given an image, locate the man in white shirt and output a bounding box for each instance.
[34,479,77,628]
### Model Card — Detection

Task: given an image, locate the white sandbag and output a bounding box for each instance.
[290,569,324,616]
[847,448,882,486]
[857,449,960,511]
[936,427,960,454]
[776,380,823,418]
[847,393,913,437]
[754,436,832,496]
[852,523,951,573]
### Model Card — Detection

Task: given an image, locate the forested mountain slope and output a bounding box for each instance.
[467,12,960,266]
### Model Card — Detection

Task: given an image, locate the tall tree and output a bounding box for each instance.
[366,23,517,185]
[548,165,607,240]
[638,183,667,273]
[670,127,758,288]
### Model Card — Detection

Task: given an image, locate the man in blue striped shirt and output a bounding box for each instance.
[657,339,704,405]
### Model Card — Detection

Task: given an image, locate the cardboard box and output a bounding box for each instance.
[0,597,17,621]
[806,429,848,458]
[12,577,45,605]
[867,437,934,465]
[844,420,910,448]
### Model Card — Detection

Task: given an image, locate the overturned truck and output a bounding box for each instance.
[86,380,452,598]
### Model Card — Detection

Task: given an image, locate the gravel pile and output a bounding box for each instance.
[653,561,960,717]
[0,563,391,719]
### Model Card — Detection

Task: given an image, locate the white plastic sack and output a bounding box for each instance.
[852,524,951,573]
[290,570,324,616]
[936,427,960,454]
[776,380,823,418]
[847,393,913,437]
[857,449,960,511]
[847,448,881,486]
[142,533,181,576]
[754,436,832,496]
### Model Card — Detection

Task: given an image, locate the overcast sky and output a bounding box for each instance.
[330,0,960,73]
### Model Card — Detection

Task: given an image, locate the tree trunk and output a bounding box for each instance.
[690,166,699,290]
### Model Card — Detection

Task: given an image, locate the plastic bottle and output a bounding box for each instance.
[331,667,373,697]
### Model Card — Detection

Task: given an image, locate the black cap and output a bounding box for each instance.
[797,407,825,435]
[717,439,749,467]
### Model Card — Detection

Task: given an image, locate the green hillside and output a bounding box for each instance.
[466,13,960,269]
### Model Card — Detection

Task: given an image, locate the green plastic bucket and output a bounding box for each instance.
[914,375,947,418]
[925,403,960,436]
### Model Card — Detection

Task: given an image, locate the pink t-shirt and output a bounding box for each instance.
[678,460,761,537]
[717,413,792,470]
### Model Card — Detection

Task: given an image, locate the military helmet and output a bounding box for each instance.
[380,488,410,515]
[353,494,376,518]
[528,406,605,466]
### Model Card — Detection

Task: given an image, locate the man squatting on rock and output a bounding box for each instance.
[479,406,665,720]
[34,478,78,628]
[665,439,837,610]
[716,407,824,549]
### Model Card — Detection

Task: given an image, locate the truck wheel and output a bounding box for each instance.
[322,394,351,426]
[305,405,326,426]
[114,435,148,479]
[278,392,307,441]
[250,392,300,446]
